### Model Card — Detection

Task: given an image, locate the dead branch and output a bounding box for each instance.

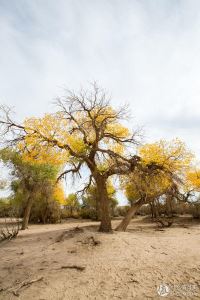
[12,277,44,296]
[0,276,44,297]
[60,265,85,271]
[57,161,83,182]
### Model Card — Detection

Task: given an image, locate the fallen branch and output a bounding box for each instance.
[61,265,85,271]
[12,276,44,296]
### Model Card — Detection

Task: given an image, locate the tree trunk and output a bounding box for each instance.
[95,199,100,221]
[96,176,112,232]
[115,199,144,232]
[150,203,154,218]
[21,196,33,230]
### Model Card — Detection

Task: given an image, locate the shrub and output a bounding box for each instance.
[30,198,61,224]
[115,206,130,217]
[79,208,98,220]
[0,199,13,217]
[61,209,81,219]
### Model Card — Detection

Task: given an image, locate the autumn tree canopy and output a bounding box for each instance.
[115,139,194,231]
[0,84,150,232]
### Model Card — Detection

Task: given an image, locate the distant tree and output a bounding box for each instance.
[65,193,80,215]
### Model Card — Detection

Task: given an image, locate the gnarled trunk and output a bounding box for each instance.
[21,196,33,230]
[115,198,144,232]
[96,176,112,232]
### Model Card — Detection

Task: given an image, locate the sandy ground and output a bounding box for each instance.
[0,216,200,300]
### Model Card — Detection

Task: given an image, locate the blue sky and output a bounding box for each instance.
[1,0,200,202]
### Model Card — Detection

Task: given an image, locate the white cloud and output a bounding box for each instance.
[1,0,200,199]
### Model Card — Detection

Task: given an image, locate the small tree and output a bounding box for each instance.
[0,148,62,229]
[116,139,193,231]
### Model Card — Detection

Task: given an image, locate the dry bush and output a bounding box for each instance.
[0,204,21,242]
[0,218,21,242]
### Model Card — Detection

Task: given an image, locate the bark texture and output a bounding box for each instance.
[96,176,112,232]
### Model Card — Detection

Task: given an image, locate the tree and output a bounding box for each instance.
[0,148,62,229]
[116,139,193,231]
[0,84,149,232]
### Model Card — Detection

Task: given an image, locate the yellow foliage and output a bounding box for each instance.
[122,138,194,202]
[122,170,172,201]
[53,183,65,205]
[185,169,200,191]
[17,107,130,166]
[139,138,193,173]
[106,179,116,196]
[105,123,129,139]
[18,113,87,164]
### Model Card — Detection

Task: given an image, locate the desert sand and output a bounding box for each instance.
[0,216,200,300]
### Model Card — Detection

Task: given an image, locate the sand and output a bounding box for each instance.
[0,216,200,300]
